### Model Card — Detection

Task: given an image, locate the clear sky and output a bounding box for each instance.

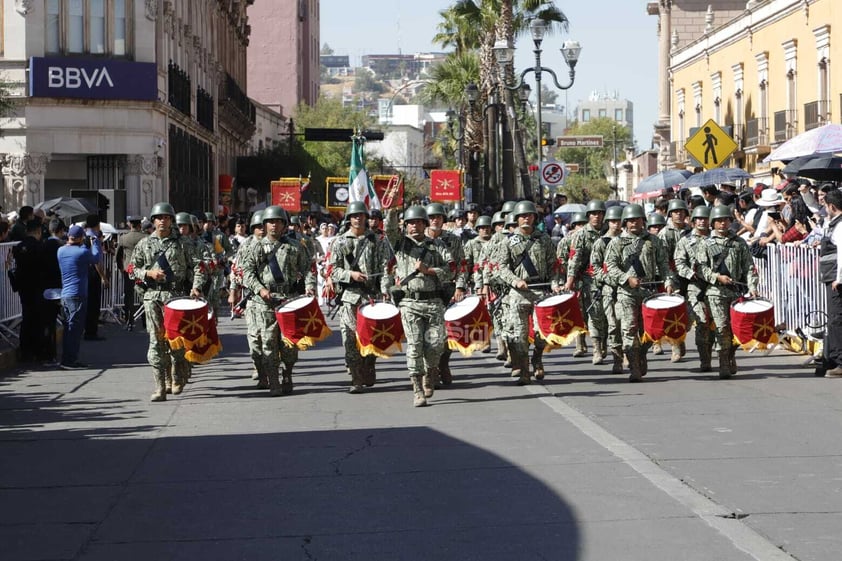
[320,0,659,149]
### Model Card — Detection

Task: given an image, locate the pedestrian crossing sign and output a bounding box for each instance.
[684,119,738,170]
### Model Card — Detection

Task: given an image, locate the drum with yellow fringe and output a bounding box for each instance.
[274,295,332,350]
[641,293,688,345]
[163,297,221,363]
[444,295,492,356]
[730,297,778,351]
[533,292,587,348]
[356,302,404,358]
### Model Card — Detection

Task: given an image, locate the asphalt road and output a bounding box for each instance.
[1,315,840,561]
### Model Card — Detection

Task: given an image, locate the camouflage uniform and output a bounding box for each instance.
[605,231,675,381]
[203,226,234,320]
[390,234,453,401]
[695,230,758,378]
[590,230,621,370]
[494,228,560,383]
[659,219,692,361]
[240,233,315,395]
[329,229,393,391]
[567,224,606,361]
[231,234,261,374]
[484,228,512,360]
[464,235,489,293]
[674,227,713,371]
[428,228,467,385]
[129,230,206,400]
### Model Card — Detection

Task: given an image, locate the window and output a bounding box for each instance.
[614,108,623,122]
[598,108,607,118]
[582,109,590,122]
[45,0,132,56]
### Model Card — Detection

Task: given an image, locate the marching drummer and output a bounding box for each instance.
[695,205,759,379]
[590,205,624,373]
[604,204,675,382]
[485,204,516,364]
[388,205,453,407]
[240,206,315,396]
[329,201,393,393]
[658,199,693,362]
[674,206,714,372]
[425,203,467,386]
[493,200,561,385]
[565,200,607,365]
[129,202,206,402]
[464,215,493,352]
[230,212,264,382]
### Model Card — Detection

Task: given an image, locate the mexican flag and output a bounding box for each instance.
[348,136,381,210]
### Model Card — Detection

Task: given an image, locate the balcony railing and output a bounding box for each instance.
[728,123,745,148]
[222,73,256,125]
[196,87,214,132]
[804,100,829,130]
[744,117,768,148]
[773,110,797,142]
[168,61,191,117]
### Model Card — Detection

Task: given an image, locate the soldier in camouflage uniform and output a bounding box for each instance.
[493,200,561,385]
[425,203,467,385]
[605,204,676,382]
[389,205,453,407]
[695,205,759,379]
[230,211,264,379]
[565,200,607,364]
[129,203,206,402]
[240,206,315,396]
[201,212,234,321]
[329,202,393,393]
[557,212,588,357]
[674,205,714,372]
[464,215,493,352]
[659,199,692,362]
[484,210,511,361]
[590,205,624,373]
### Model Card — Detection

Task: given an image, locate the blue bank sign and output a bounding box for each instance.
[29,57,157,101]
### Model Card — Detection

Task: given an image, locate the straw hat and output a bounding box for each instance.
[755,188,786,207]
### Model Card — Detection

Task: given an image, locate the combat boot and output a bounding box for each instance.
[696,330,712,372]
[592,337,604,365]
[718,342,732,379]
[627,348,643,382]
[150,371,167,402]
[268,370,283,396]
[728,346,737,375]
[652,341,663,355]
[362,356,377,387]
[670,342,682,363]
[611,347,624,374]
[280,367,293,395]
[411,375,427,407]
[438,350,453,386]
[514,355,532,386]
[495,337,508,361]
[171,362,186,395]
[422,368,437,398]
[348,366,364,394]
[679,341,687,357]
[532,346,545,380]
[573,333,588,358]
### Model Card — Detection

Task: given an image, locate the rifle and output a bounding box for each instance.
[230,289,251,320]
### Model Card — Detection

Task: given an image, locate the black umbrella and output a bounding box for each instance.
[795,156,842,182]
[683,167,750,188]
[35,197,99,221]
[780,153,833,176]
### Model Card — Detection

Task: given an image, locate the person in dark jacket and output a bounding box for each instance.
[83,215,107,341]
[11,220,43,362]
[40,218,66,363]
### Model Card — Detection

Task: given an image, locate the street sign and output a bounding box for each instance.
[684,119,738,170]
[555,135,604,148]
[540,161,565,186]
[565,163,580,173]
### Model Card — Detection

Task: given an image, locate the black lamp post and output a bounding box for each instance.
[494,19,581,199]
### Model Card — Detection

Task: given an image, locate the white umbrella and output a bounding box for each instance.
[763,123,842,162]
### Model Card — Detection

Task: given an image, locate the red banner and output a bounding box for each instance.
[430,170,461,202]
[271,178,302,211]
[372,175,404,208]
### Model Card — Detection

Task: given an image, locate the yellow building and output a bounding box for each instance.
[663,0,838,183]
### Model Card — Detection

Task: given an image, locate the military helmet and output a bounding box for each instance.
[425,203,447,218]
[204,211,216,223]
[647,213,667,227]
[290,215,300,225]
[262,205,289,223]
[667,199,689,214]
[450,208,466,220]
[190,215,201,230]
[175,212,193,226]
[512,200,538,219]
[505,214,517,228]
[150,202,176,219]
[403,205,429,224]
[586,200,607,214]
[621,203,646,222]
[709,205,733,222]
[691,205,711,220]
[345,201,369,218]
[501,201,516,215]
[570,212,587,226]
[250,211,264,230]
[605,206,624,221]
[491,211,505,226]
[476,215,492,228]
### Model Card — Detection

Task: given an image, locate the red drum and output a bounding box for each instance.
[163,297,221,363]
[444,295,492,356]
[730,297,778,351]
[356,302,404,358]
[274,295,332,350]
[641,294,688,345]
[533,292,586,348]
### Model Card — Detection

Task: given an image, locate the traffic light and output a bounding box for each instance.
[541,137,556,147]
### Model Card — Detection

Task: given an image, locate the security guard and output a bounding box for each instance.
[129,202,205,402]
[116,216,147,330]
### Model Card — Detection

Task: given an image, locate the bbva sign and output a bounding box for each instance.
[30,57,157,101]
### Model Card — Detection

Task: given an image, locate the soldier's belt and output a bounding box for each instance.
[406,290,441,301]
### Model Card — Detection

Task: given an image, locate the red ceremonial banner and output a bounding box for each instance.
[430,170,461,201]
[274,296,332,350]
[271,178,302,211]
[730,298,778,350]
[372,174,404,208]
[641,294,688,345]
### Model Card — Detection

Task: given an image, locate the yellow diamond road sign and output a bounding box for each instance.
[684,119,738,170]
